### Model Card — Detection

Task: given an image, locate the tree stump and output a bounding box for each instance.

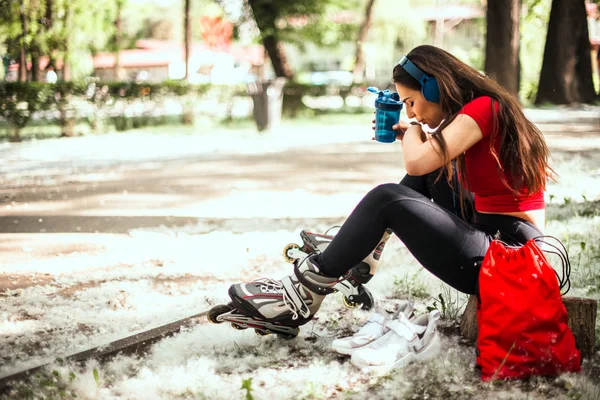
[459,296,598,359]
[563,297,598,359]
[459,295,478,343]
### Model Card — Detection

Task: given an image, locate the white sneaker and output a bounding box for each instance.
[331,301,414,356]
[350,310,441,372]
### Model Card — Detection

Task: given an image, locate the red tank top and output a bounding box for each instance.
[458,96,545,212]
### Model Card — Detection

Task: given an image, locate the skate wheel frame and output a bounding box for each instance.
[207,304,233,324]
[283,243,300,263]
[342,296,361,309]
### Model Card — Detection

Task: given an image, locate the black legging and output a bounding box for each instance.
[317,170,542,295]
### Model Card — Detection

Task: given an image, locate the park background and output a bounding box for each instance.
[1,0,600,399]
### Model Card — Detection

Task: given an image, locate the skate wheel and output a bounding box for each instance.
[283,243,300,263]
[207,304,233,324]
[255,329,270,337]
[277,330,299,340]
[342,296,361,309]
[231,323,246,330]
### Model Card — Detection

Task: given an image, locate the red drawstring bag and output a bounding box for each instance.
[476,238,581,381]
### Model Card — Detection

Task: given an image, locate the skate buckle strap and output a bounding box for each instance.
[293,261,336,296]
[281,276,311,320]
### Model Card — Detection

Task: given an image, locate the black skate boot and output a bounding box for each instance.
[332,229,391,310]
[207,254,338,339]
[282,228,392,310]
[283,230,335,263]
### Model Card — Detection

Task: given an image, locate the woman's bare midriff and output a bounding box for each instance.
[477,209,545,231]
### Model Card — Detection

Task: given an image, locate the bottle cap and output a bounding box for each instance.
[368,87,403,111]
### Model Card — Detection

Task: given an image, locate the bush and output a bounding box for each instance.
[282,81,368,117]
[0,82,54,141]
[0,80,370,140]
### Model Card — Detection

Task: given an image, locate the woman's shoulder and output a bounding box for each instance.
[460,96,495,112]
[458,96,498,137]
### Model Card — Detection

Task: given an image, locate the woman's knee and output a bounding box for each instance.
[365,183,418,204]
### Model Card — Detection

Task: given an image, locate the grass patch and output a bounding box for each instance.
[392,271,430,300]
[547,200,600,222]
[427,284,469,323]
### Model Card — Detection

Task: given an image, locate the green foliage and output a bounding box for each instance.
[93,368,100,388]
[101,80,212,100]
[426,285,468,322]
[375,0,428,52]
[0,0,118,80]
[0,80,218,139]
[0,82,53,140]
[566,234,600,294]
[0,80,213,101]
[283,81,368,116]
[0,79,373,140]
[519,0,552,104]
[241,0,361,48]
[393,271,430,299]
[241,377,254,400]
[5,368,80,399]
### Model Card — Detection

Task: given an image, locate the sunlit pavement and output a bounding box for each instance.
[0,107,599,283]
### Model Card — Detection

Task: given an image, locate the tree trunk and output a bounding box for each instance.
[247,0,293,79]
[460,295,598,359]
[261,35,293,79]
[61,4,71,81]
[19,1,28,82]
[9,127,22,143]
[44,0,53,27]
[353,0,376,83]
[484,0,520,95]
[459,295,478,342]
[30,44,40,82]
[44,0,56,74]
[535,0,597,104]
[19,47,27,83]
[114,0,122,81]
[563,297,598,359]
[60,115,76,137]
[184,0,191,81]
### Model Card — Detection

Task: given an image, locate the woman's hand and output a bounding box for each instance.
[371,114,411,141]
[393,120,411,141]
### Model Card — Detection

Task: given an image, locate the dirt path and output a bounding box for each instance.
[1,110,600,399]
[1,113,599,292]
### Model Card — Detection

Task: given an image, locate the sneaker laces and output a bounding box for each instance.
[255,277,306,321]
[282,290,302,321]
[255,277,283,294]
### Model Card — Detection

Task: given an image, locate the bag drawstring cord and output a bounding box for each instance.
[533,235,572,295]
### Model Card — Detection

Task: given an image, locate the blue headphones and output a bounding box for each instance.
[398,55,440,103]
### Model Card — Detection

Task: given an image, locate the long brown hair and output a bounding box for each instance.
[392,45,555,204]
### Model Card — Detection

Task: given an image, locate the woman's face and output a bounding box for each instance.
[394,83,444,129]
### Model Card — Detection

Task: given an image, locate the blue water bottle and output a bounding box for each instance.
[368,87,403,143]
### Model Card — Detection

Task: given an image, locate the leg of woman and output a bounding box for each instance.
[401,162,471,219]
[224,182,485,332]
[352,170,462,278]
[318,183,488,294]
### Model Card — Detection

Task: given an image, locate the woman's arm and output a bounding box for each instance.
[401,114,484,176]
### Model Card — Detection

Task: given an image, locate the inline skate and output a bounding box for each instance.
[282,228,393,310]
[282,229,337,263]
[208,229,393,338]
[208,254,338,339]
